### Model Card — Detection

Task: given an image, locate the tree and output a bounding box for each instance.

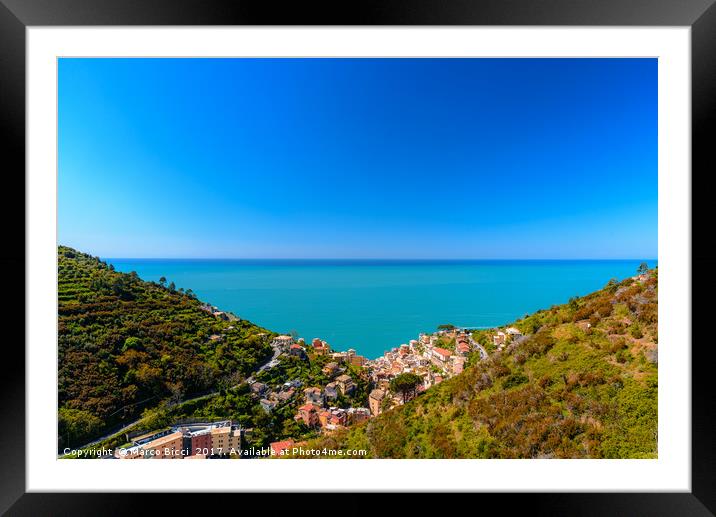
[389,373,423,404]
[159,276,167,287]
[139,405,171,432]
[568,296,579,311]
[637,262,649,276]
[122,336,143,352]
[605,278,619,293]
[168,281,176,292]
[58,407,103,449]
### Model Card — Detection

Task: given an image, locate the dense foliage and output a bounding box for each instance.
[58,246,274,449]
[307,269,659,458]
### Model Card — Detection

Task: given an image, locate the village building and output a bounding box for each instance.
[456,340,471,356]
[506,327,523,340]
[317,409,331,428]
[183,429,212,457]
[322,361,340,377]
[277,388,295,403]
[312,338,330,355]
[289,343,308,359]
[431,347,453,365]
[324,382,339,400]
[142,431,184,459]
[211,426,241,456]
[452,356,466,375]
[270,439,295,456]
[329,411,348,427]
[330,352,347,363]
[260,398,277,413]
[347,407,371,424]
[250,381,268,397]
[349,355,367,367]
[304,386,325,406]
[335,374,356,396]
[271,335,294,351]
[297,403,320,427]
[369,389,386,417]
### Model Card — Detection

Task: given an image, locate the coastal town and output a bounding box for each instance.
[61,265,657,461]
[105,320,529,459]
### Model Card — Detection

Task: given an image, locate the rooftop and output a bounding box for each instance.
[144,431,183,449]
[270,440,295,454]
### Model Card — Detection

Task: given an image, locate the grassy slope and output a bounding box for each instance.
[58,246,274,448]
[308,270,658,458]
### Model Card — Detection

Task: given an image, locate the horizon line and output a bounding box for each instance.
[102,256,658,261]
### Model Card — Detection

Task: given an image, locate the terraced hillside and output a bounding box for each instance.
[58,246,274,449]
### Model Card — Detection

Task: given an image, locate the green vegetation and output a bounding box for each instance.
[60,245,658,459]
[58,246,274,450]
[390,373,422,404]
[307,268,658,458]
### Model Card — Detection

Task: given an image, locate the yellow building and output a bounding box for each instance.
[211,427,242,456]
[228,429,241,455]
[211,426,229,455]
[369,389,386,417]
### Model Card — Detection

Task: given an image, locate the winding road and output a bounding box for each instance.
[469,336,489,360]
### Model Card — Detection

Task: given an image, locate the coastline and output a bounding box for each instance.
[107,258,658,360]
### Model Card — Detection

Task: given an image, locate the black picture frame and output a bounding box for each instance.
[1,1,714,514]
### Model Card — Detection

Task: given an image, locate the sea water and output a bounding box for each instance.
[106,259,656,359]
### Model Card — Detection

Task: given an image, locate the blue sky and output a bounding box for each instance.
[58,58,657,259]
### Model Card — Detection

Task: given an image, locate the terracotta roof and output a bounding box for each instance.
[433,347,452,358]
[270,440,294,454]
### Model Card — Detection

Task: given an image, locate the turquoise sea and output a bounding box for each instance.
[106,259,656,359]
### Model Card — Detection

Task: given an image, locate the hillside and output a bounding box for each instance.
[307,269,658,458]
[58,246,274,449]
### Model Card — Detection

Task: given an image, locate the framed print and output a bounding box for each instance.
[2,0,715,513]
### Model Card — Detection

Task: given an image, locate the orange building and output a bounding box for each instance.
[142,431,184,459]
[298,403,320,427]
